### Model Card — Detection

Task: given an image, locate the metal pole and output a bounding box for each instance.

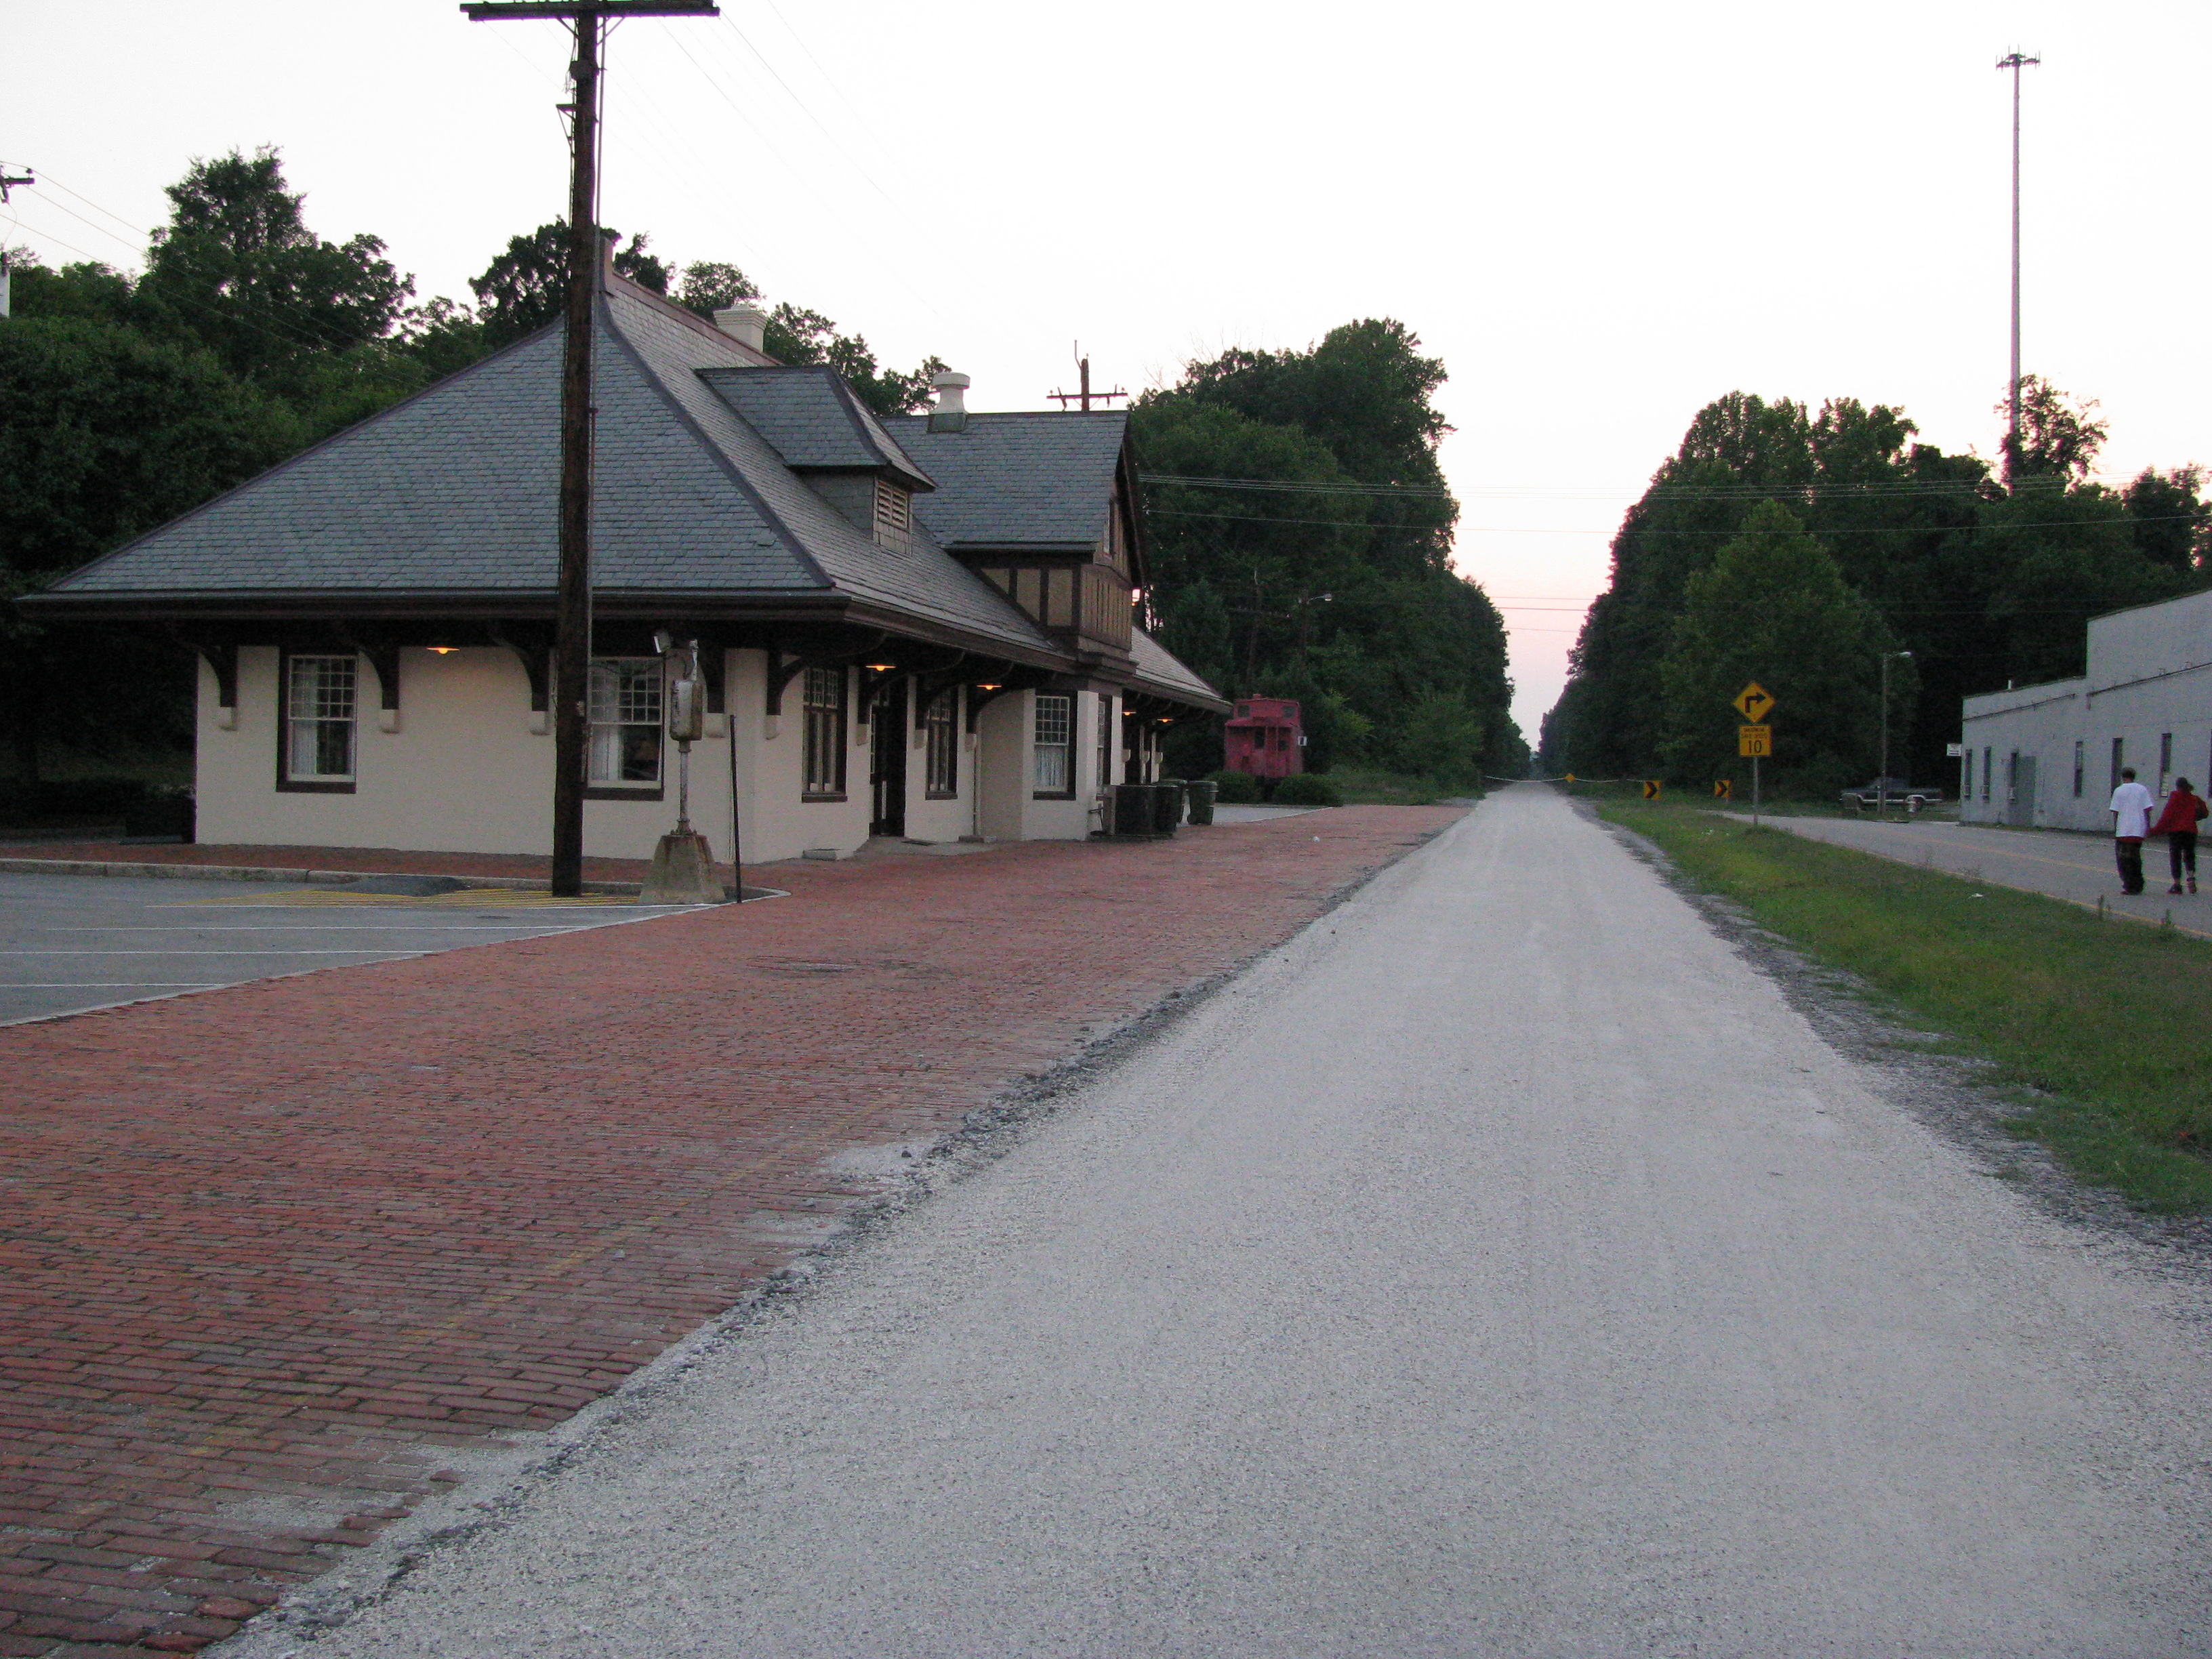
[549,14,601,897]
[1753,754,1761,828]
[1999,50,2039,483]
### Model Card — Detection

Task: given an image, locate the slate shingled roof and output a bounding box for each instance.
[884,411,1128,551]
[45,279,1071,665]
[698,367,933,492]
[1130,627,1231,712]
[39,274,1224,708]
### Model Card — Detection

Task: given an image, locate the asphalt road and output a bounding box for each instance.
[1733,813,2212,940]
[0,870,685,1025]
[226,786,2212,1658]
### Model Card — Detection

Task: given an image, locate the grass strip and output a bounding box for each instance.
[1602,803,2212,1214]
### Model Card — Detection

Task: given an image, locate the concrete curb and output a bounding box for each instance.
[0,856,646,897]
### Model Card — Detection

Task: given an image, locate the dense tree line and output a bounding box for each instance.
[1538,386,2211,794]
[0,148,943,779]
[1137,323,1524,783]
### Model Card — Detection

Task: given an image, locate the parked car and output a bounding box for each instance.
[1840,777,1944,812]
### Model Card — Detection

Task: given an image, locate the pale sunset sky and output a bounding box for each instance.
[8,1,2205,743]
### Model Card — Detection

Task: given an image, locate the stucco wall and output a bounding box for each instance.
[193,651,1120,863]
[197,647,703,861]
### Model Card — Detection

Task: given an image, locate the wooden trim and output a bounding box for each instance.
[583,785,665,802]
[800,792,849,804]
[276,648,359,794]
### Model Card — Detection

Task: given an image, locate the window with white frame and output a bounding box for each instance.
[588,658,662,787]
[1032,693,1073,797]
[802,665,847,799]
[924,689,958,797]
[284,653,356,784]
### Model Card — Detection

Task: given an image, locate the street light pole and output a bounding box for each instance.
[1998,49,2040,485]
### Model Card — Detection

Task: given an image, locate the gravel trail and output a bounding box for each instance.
[239,786,2212,1658]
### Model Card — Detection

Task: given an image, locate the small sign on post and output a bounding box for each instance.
[1730,684,1776,828]
[1642,780,1662,800]
[1713,779,1733,800]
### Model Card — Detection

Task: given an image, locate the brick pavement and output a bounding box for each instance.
[0,807,1460,1654]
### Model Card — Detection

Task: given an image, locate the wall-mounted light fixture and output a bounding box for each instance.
[975,682,1002,692]
[865,661,897,674]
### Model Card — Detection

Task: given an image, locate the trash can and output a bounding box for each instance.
[1111,782,1159,838]
[1184,779,1216,825]
[1153,779,1185,835]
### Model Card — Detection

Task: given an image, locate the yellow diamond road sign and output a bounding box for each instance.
[1732,682,1776,722]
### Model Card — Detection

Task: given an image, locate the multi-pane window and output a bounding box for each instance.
[1982,747,1993,802]
[2072,739,2085,798]
[924,689,958,797]
[802,665,847,798]
[285,654,356,783]
[588,659,662,787]
[1033,693,1073,797]
[2160,733,2173,792]
[2110,737,2125,792]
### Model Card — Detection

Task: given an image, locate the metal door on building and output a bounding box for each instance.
[2007,754,2036,826]
[870,679,907,837]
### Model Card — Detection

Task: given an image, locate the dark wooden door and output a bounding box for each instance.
[870,678,907,837]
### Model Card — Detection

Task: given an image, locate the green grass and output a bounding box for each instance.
[3,746,192,787]
[1328,768,1475,806]
[1603,802,2212,1214]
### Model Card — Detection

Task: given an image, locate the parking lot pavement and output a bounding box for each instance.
[0,870,692,1025]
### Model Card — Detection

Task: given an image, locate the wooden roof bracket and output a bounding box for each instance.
[169,628,239,725]
[486,622,553,715]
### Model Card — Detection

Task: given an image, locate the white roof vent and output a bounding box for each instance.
[928,369,970,433]
[714,301,769,354]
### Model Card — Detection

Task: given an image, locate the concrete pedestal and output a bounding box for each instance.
[640,829,724,905]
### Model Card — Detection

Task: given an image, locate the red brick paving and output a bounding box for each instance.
[1,808,1460,1653]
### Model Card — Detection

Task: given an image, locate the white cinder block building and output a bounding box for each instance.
[28,270,1227,865]
[1959,588,2212,829]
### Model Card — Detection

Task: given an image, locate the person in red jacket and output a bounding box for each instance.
[2149,776,2208,895]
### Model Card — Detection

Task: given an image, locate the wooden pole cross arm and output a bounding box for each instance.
[463,2,718,18]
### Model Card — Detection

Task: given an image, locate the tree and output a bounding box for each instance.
[134,148,412,393]
[0,315,302,776]
[1658,501,1902,794]
[2001,375,2108,483]
[471,222,670,349]
[1135,324,1521,779]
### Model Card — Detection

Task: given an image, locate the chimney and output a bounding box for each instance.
[714,300,769,354]
[928,369,970,433]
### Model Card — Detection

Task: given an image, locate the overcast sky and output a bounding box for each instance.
[8,1,2204,743]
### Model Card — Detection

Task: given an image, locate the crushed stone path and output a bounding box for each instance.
[0,808,1455,1657]
[250,785,2212,1659]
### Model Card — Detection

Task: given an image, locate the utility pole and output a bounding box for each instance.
[464,0,718,895]
[1998,49,2039,485]
[1048,345,1127,412]
[0,167,35,321]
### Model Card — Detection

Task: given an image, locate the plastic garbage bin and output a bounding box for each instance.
[1184,779,1216,825]
[1111,782,1159,838]
[1153,779,1185,834]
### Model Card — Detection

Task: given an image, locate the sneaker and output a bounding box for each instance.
[2192,878,2200,895]
[2170,884,2185,895]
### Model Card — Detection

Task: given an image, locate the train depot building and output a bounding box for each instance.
[1959,587,2212,830]
[28,271,1228,865]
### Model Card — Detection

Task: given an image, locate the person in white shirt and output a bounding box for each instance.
[2109,766,2155,895]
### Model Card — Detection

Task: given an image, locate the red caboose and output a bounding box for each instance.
[1224,697,1305,781]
